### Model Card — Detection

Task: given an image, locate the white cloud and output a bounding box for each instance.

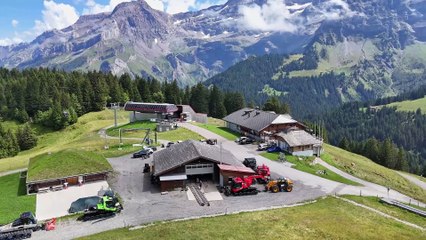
[0,0,79,46]
[34,0,79,33]
[161,0,225,14]
[163,0,196,14]
[197,0,226,10]
[145,0,165,11]
[11,19,19,28]
[238,0,359,33]
[0,37,23,46]
[83,0,133,15]
[238,0,301,33]
[318,0,358,20]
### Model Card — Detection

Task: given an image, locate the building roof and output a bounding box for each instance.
[217,164,255,174]
[27,149,112,183]
[271,115,297,124]
[153,140,243,176]
[276,130,322,147]
[124,101,178,113]
[223,108,297,132]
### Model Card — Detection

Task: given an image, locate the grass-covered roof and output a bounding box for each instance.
[27,149,112,183]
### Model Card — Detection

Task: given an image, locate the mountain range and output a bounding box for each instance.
[205,0,426,116]
[0,0,425,93]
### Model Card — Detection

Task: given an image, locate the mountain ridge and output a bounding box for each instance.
[0,0,425,88]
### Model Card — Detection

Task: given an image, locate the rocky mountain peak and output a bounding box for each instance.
[0,0,425,85]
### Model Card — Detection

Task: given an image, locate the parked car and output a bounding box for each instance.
[243,157,257,170]
[143,147,154,155]
[133,149,150,158]
[267,146,281,153]
[257,143,269,151]
[236,137,254,145]
[147,145,157,151]
[206,139,217,145]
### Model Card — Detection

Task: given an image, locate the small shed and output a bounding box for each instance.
[26,149,113,195]
[217,164,255,186]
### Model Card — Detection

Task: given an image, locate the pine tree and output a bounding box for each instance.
[68,107,78,125]
[190,83,209,113]
[208,85,226,118]
[16,124,38,151]
[339,137,350,151]
[263,96,281,113]
[262,96,290,114]
[152,92,165,103]
[395,147,409,171]
[183,86,191,105]
[224,92,245,114]
[364,138,380,163]
[379,138,396,168]
[3,129,19,157]
[50,103,68,130]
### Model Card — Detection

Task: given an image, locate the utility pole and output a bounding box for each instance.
[111,103,119,127]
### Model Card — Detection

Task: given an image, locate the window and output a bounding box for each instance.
[186,164,213,169]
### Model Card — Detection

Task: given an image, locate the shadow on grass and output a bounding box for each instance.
[17,176,27,196]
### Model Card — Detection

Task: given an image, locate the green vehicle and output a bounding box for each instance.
[79,191,123,221]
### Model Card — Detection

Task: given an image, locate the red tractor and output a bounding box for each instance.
[224,176,259,196]
[243,158,271,184]
[254,164,270,183]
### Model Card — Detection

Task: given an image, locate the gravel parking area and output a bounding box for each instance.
[33,147,326,240]
[36,181,109,221]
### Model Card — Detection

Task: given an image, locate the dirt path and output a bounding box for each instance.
[396,172,426,190]
[0,168,27,177]
[98,128,168,144]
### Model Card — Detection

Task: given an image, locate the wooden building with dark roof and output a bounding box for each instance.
[152,140,253,191]
[223,108,305,141]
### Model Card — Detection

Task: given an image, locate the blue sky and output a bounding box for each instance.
[0,0,227,46]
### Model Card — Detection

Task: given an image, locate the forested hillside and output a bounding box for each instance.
[204,54,347,119]
[0,68,245,158]
[318,95,426,175]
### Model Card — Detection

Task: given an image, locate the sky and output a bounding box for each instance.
[0,0,227,46]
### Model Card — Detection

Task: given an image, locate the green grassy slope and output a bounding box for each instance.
[386,96,426,113]
[193,123,241,141]
[0,173,36,224]
[27,149,112,182]
[322,144,426,201]
[80,197,424,240]
[0,109,130,173]
[343,195,426,228]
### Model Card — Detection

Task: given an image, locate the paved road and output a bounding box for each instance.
[316,158,426,207]
[397,172,426,190]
